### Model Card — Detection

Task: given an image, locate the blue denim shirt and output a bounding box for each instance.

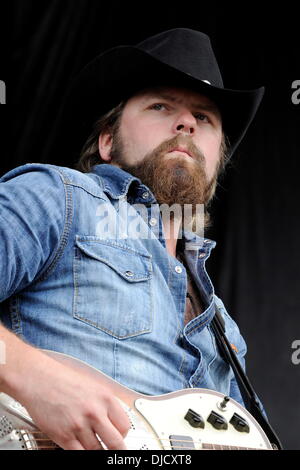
[0,163,247,405]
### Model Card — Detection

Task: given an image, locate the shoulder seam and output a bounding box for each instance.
[32,176,74,284]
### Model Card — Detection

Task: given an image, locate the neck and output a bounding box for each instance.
[163,217,182,258]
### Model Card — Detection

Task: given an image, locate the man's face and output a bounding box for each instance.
[99,86,223,207]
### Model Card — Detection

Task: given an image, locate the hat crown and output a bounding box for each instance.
[136,28,224,88]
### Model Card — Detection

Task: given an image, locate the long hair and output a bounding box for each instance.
[75,102,125,173]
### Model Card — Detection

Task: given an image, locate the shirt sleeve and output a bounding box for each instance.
[0,164,68,302]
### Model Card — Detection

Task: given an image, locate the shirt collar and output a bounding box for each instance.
[180,229,216,255]
[91,163,156,202]
[91,164,216,253]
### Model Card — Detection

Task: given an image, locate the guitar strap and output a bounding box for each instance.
[211,306,283,450]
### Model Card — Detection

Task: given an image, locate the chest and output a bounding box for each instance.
[184,274,205,325]
[170,247,205,325]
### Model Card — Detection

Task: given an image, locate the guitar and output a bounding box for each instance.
[0,350,274,450]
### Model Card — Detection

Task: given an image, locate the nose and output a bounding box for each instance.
[172,110,197,136]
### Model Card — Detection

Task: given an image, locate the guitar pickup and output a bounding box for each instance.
[169,434,195,449]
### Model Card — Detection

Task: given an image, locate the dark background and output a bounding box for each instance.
[2,1,300,449]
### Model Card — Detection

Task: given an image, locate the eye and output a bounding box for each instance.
[194,112,210,123]
[148,103,167,111]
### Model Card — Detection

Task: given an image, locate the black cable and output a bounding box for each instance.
[211,306,283,450]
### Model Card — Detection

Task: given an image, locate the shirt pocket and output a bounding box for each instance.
[73,236,153,339]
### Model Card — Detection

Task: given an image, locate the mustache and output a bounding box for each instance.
[151,135,205,164]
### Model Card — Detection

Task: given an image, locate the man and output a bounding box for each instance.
[0,29,265,450]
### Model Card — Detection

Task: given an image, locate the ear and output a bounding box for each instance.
[98,131,113,162]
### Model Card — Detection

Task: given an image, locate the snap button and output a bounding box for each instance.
[149,218,157,226]
[203,239,210,244]
[198,253,206,258]
[175,265,183,274]
[125,270,134,277]
[142,191,150,199]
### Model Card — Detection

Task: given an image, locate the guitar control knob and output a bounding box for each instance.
[230,413,250,433]
[207,411,228,430]
[184,409,205,428]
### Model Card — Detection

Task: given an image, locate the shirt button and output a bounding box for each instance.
[142,191,150,199]
[175,265,183,274]
[149,218,157,226]
[198,252,206,258]
[125,270,134,277]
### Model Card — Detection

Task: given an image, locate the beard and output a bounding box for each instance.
[110,133,218,212]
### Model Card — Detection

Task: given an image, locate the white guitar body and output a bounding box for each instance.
[0,350,273,450]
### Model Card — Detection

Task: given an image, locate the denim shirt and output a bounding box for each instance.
[0,163,247,405]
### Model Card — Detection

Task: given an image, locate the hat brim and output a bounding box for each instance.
[62,46,265,158]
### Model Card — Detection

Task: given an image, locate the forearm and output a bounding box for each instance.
[0,324,48,398]
[0,323,130,450]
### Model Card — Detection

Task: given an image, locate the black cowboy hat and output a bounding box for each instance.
[62,28,264,158]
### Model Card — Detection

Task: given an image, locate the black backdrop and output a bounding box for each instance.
[2,1,300,449]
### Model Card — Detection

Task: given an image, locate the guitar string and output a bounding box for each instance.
[23,444,256,451]
[21,431,199,446]
[22,440,254,451]
[21,433,258,450]
[19,430,259,450]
